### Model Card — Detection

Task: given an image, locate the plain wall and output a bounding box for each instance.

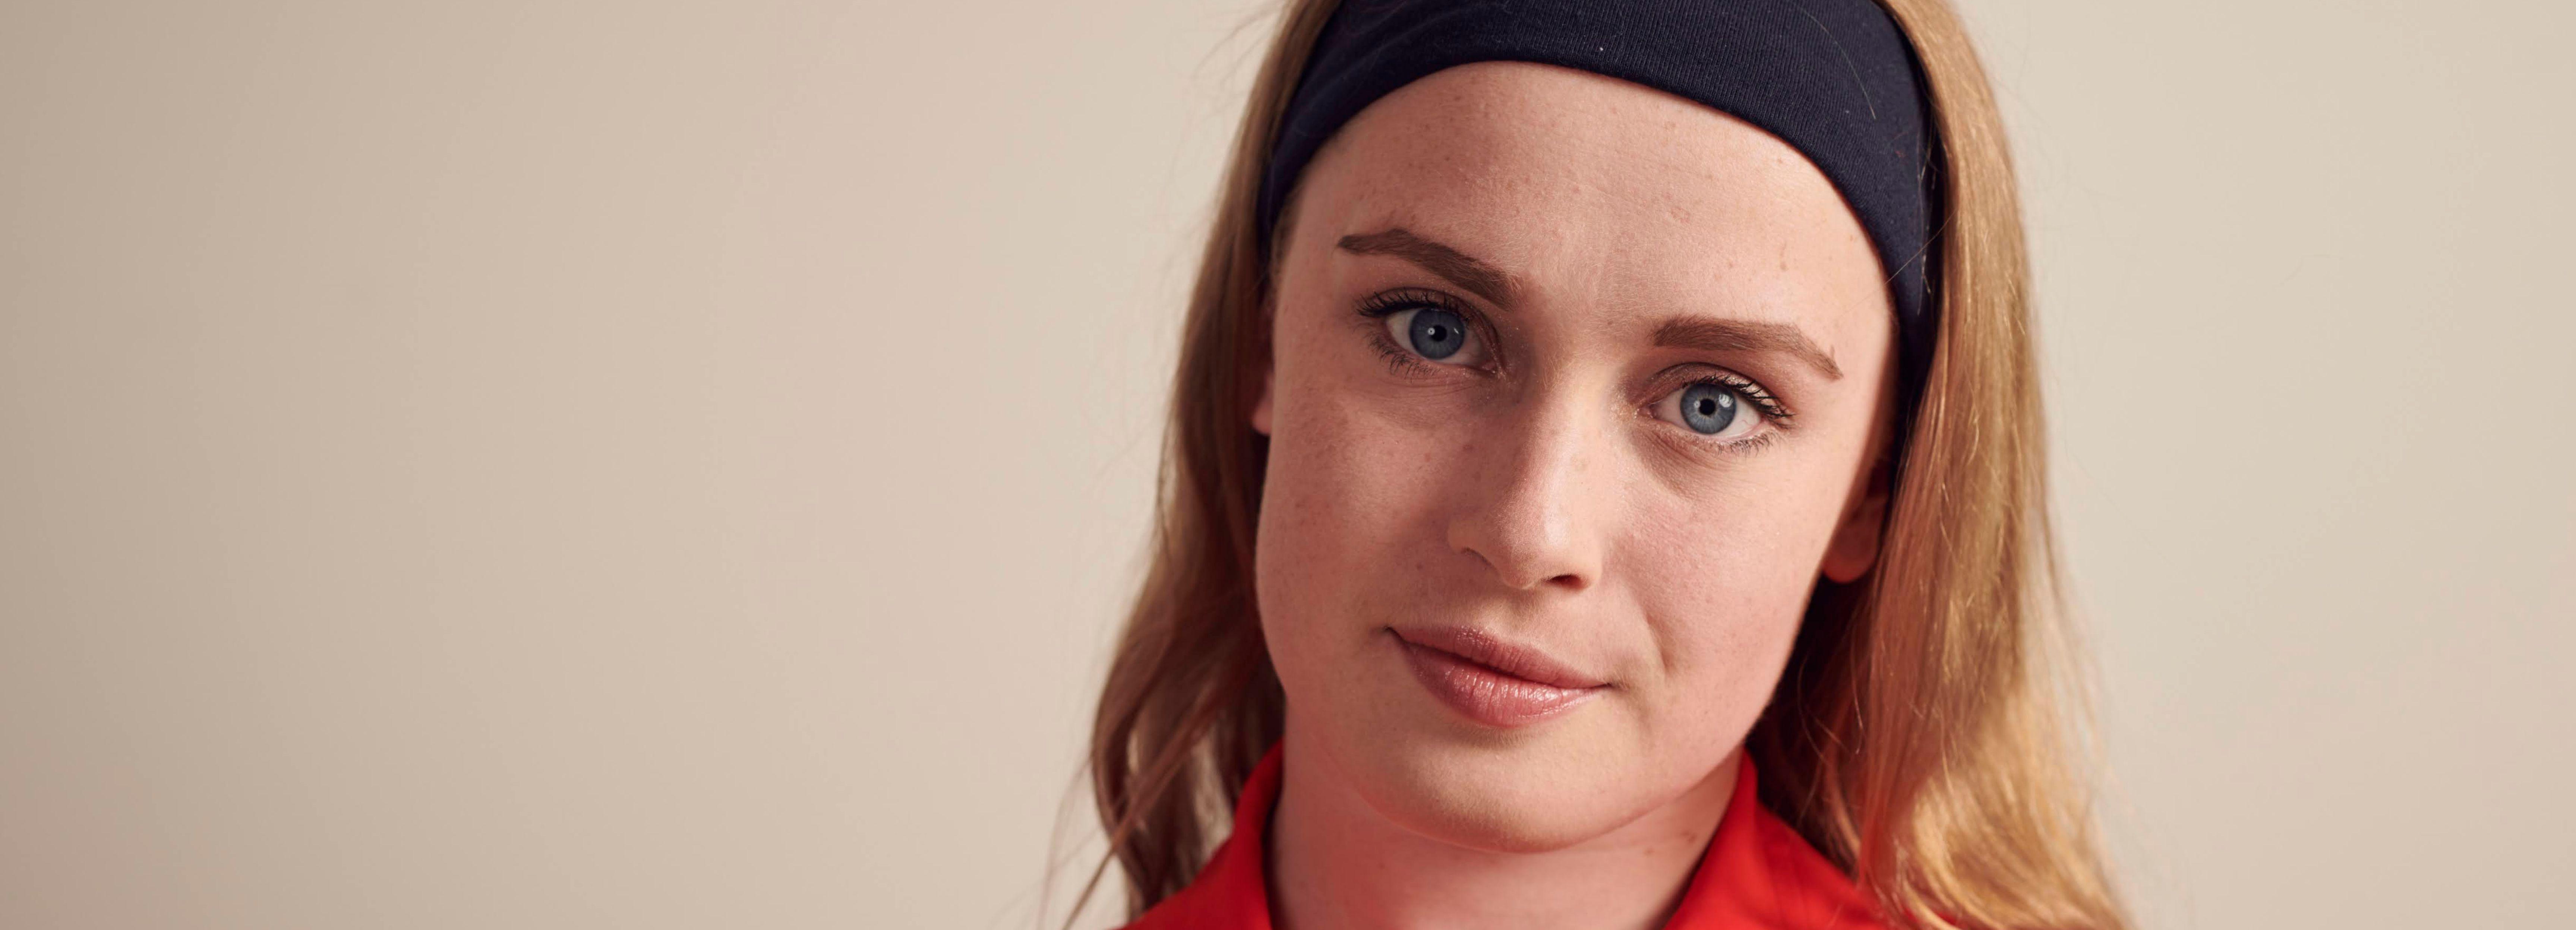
[1,1,2566,927]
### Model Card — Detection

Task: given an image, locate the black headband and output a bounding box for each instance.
[1257,0,1941,419]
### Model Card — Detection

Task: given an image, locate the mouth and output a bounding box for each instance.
[1388,625,1609,728]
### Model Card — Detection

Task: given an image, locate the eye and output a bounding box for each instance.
[1654,381,1760,440]
[1383,304,1482,365]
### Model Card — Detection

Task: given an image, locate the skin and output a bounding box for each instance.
[1247,63,1897,930]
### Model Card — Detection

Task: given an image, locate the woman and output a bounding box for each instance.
[1077,0,2126,927]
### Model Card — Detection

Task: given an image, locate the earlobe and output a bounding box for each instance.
[1250,363,1275,436]
[1820,459,1891,583]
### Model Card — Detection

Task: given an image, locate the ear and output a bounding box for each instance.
[1249,358,1275,436]
[1820,453,1891,583]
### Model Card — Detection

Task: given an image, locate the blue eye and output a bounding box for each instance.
[1677,382,1739,434]
[1398,306,1469,360]
[1652,376,1776,444]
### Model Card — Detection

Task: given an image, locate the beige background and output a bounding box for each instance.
[2,0,2568,927]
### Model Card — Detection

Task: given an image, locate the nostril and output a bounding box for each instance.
[1462,543,1592,592]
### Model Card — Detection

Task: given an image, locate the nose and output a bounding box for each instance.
[1444,393,1607,593]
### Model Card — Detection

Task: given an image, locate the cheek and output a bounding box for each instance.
[1251,345,1447,679]
[1614,469,1853,742]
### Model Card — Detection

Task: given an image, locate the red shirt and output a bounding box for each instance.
[1121,744,1889,930]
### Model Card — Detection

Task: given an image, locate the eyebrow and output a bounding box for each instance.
[1336,228,1518,306]
[1653,317,1843,380]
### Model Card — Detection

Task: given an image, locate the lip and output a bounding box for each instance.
[1389,625,1609,728]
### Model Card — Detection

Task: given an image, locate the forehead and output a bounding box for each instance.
[1286,61,1889,328]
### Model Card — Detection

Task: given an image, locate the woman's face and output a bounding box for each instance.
[1251,62,1896,851]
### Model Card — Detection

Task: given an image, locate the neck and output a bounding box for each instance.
[1265,728,1740,930]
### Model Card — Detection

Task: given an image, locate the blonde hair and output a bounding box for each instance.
[1076,1,2128,927]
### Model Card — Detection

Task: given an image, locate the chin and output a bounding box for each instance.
[1320,685,1676,852]
[1379,751,1648,851]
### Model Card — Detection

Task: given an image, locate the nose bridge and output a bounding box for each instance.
[1447,380,1609,591]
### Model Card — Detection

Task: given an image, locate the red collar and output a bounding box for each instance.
[1121,744,1888,929]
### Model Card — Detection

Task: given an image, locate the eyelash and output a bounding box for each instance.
[1348,288,1797,451]
[1353,288,1485,378]
[1676,369,1794,423]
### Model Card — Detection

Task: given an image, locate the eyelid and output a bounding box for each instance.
[1353,287,1503,372]
[1354,287,1474,322]
[1648,371,1793,453]
[1656,366,1793,423]
[1639,368,1796,458]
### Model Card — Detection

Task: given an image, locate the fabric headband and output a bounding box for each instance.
[1257,0,1942,421]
